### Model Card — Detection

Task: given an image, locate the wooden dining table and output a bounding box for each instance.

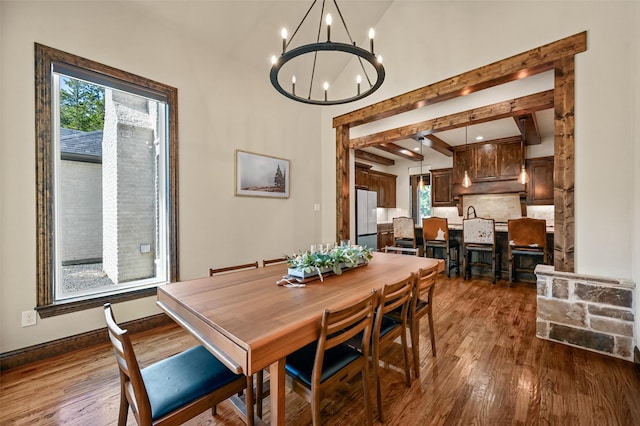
[157,251,443,425]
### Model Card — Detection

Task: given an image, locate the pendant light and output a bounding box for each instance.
[518,117,530,184]
[461,126,472,188]
[418,137,425,190]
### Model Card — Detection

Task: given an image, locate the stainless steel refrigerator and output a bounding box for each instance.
[356,189,378,250]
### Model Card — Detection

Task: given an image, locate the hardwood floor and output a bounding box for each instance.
[1,275,639,425]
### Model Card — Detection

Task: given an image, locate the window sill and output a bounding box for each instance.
[36,287,157,318]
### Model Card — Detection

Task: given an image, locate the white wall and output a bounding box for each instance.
[320,2,638,345]
[0,1,321,352]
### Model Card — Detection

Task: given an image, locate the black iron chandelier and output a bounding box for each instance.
[270,0,385,106]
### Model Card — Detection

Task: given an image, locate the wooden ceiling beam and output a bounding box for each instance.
[354,149,395,166]
[423,135,453,157]
[375,143,424,161]
[514,113,541,145]
[350,90,554,149]
[333,31,586,129]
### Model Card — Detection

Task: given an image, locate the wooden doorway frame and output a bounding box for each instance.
[333,32,586,272]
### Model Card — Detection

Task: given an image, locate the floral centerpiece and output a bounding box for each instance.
[286,245,373,281]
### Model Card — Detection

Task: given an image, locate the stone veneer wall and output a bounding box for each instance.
[535,264,635,361]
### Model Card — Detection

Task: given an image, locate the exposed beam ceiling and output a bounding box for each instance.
[354,149,395,166]
[350,90,554,149]
[423,135,453,157]
[514,113,541,145]
[376,143,424,161]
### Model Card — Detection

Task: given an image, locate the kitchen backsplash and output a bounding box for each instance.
[462,194,522,223]
[377,207,409,223]
[380,196,554,226]
[432,201,554,226]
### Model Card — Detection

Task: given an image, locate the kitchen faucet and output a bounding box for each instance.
[466,205,477,219]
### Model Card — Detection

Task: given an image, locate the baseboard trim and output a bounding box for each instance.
[0,313,172,371]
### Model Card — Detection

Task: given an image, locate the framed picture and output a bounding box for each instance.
[235,150,290,198]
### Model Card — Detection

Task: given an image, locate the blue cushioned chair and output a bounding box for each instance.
[104,303,254,426]
[284,291,378,426]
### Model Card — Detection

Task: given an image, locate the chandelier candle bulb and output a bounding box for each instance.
[326,13,332,41]
[356,75,361,95]
[323,81,329,101]
[369,28,375,53]
[292,75,296,95]
[281,28,287,53]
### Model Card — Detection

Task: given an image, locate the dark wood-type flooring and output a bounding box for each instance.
[1,275,639,425]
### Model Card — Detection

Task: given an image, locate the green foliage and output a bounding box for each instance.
[286,245,373,276]
[60,78,105,131]
[419,184,432,220]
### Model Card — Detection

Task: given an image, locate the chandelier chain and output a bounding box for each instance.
[332,0,373,86]
[287,0,317,49]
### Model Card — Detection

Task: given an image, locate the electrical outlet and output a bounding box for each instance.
[21,310,37,327]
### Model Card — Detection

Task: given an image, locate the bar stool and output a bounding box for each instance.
[393,217,417,249]
[462,217,500,284]
[508,218,548,285]
[422,217,459,277]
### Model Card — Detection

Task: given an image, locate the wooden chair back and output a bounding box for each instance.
[286,290,377,426]
[383,246,419,256]
[372,273,415,421]
[209,261,259,276]
[104,303,251,426]
[411,267,438,354]
[104,303,152,424]
[262,257,288,267]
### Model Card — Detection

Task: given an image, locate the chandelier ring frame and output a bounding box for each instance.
[270,41,385,106]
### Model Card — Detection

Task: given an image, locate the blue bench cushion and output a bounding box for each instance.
[285,341,361,388]
[141,345,241,420]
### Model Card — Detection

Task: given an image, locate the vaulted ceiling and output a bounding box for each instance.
[129,0,553,165]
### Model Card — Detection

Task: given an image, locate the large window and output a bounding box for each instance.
[35,44,178,317]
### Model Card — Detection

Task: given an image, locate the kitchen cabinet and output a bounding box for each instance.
[498,141,523,179]
[453,139,523,184]
[355,165,370,189]
[377,223,394,250]
[453,146,474,184]
[475,142,499,180]
[431,168,455,206]
[356,164,397,208]
[526,156,554,205]
[376,171,397,208]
